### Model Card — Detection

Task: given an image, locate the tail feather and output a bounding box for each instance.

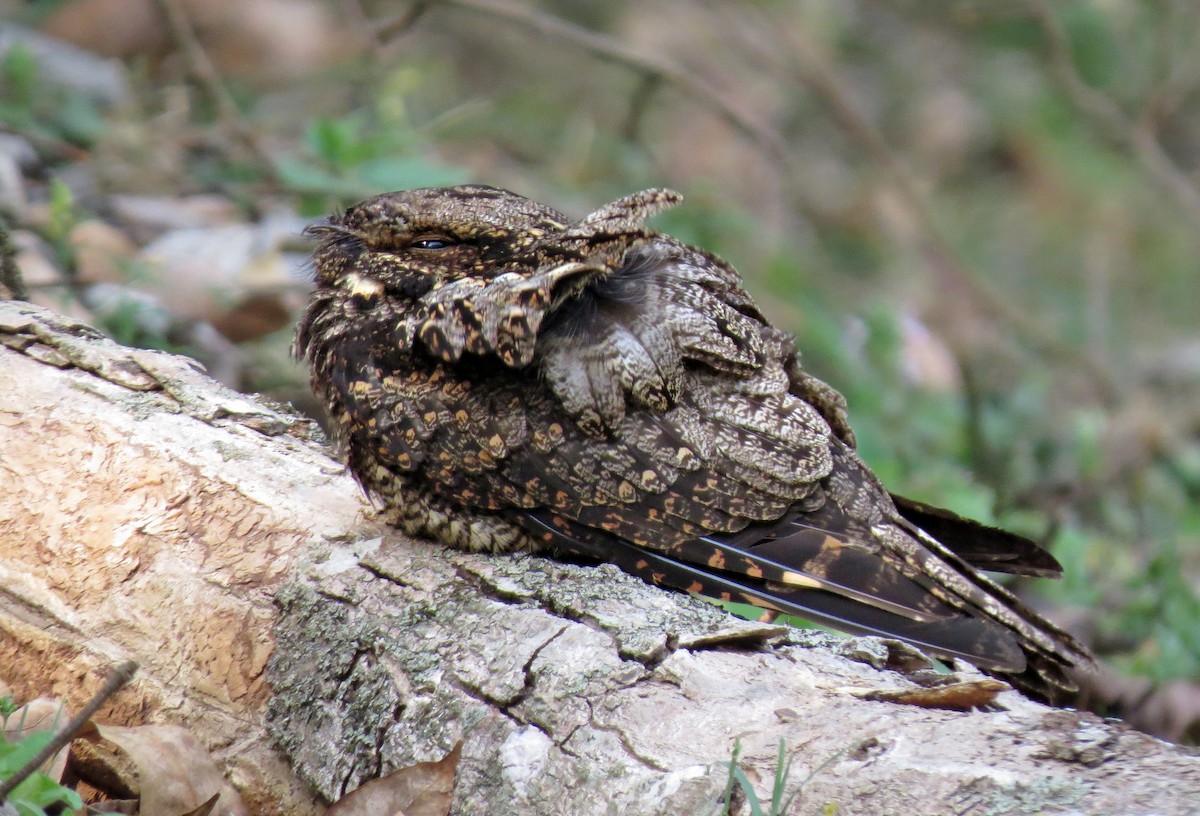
[890,494,1063,577]
[512,500,1091,703]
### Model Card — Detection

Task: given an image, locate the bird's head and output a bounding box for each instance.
[305,185,573,298]
[305,184,683,300]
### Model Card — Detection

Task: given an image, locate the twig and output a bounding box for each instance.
[154,0,241,129]
[1144,0,1200,121]
[374,0,433,42]
[0,218,26,301]
[151,0,279,177]
[621,73,663,144]
[378,0,794,173]
[0,661,138,803]
[1024,0,1200,225]
[747,8,1122,402]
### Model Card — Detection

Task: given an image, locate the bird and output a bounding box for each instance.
[295,184,1092,702]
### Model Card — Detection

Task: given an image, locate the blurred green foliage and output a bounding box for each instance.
[0,44,106,147]
[274,109,466,214]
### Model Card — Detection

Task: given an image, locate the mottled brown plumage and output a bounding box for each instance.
[296,185,1092,701]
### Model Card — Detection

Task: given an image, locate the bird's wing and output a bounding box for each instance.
[497,419,1081,673]
[351,347,1090,692]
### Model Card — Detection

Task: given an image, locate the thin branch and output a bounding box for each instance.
[0,661,138,803]
[1151,0,1200,120]
[0,218,25,301]
[151,0,279,177]
[754,11,1121,402]
[1024,0,1200,225]
[374,0,433,42]
[621,73,663,144]
[378,0,794,173]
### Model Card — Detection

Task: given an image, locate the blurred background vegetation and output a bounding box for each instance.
[2,0,1198,741]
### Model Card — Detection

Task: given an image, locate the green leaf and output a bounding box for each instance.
[1,729,83,816]
[720,739,741,815]
[0,731,54,775]
[1061,3,1121,87]
[6,771,85,815]
[770,739,792,813]
[46,179,77,248]
[272,156,361,198]
[0,44,38,106]
[309,118,350,166]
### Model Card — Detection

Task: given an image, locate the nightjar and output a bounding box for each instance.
[296,185,1091,701]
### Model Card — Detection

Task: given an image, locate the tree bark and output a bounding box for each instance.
[2,300,1198,815]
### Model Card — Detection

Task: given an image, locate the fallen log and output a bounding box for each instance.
[2,300,1198,815]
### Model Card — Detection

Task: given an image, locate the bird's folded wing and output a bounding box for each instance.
[511,508,1028,672]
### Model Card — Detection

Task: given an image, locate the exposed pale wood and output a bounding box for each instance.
[2,300,1198,815]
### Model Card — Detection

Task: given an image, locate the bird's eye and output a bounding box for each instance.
[409,237,452,250]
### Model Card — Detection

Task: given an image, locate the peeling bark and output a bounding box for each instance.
[2,300,1199,815]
